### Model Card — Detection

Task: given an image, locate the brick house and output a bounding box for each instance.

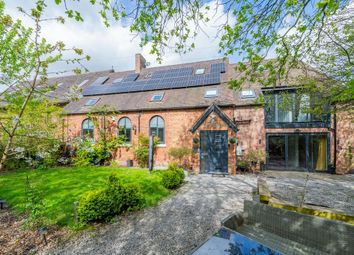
[48,54,353,174]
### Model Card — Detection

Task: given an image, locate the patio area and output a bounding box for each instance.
[263,171,354,217]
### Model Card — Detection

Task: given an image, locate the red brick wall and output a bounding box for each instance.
[63,106,352,174]
[336,110,354,174]
[64,107,238,174]
[233,106,266,159]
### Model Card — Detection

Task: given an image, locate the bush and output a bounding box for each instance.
[133,134,159,167]
[161,163,185,189]
[78,174,144,223]
[77,189,112,223]
[106,175,144,213]
[72,139,112,167]
[168,147,191,167]
[167,162,185,182]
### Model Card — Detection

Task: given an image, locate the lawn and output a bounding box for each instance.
[0,166,170,227]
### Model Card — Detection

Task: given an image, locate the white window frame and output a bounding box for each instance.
[204,89,218,98]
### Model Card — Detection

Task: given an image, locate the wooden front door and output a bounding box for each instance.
[200,130,228,173]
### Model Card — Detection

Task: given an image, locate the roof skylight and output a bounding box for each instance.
[151,93,164,102]
[205,89,218,98]
[144,73,152,79]
[85,98,100,106]
[113,78,123,83]
[240,89,256,99]
[195,68,205,75]
[78,80,89,87]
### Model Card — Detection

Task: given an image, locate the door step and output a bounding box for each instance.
[210,172,228,177]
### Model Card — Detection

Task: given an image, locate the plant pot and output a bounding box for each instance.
[127,160,133,167]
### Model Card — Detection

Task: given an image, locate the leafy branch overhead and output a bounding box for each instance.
[51,0,353,110]
[0,0,90,170]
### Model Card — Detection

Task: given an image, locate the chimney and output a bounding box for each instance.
[135,53,146,73]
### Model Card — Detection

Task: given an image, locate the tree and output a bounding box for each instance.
[0,0,89,171]
[49,0,353,112]
[0,93,63,169]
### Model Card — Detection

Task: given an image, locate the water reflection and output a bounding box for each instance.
[193,227,282,255]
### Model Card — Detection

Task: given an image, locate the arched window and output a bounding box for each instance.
[82,119,94,139]
[118,117,132,143]
[149,116,165,144]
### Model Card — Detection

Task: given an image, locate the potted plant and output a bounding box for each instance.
[244,149,265,173]
[237,160,249,172]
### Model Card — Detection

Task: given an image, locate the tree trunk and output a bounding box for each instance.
[0,72,39,171]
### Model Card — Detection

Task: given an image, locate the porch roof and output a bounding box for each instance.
[189,103,239,133]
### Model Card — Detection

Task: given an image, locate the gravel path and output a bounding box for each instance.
[45,174,257,255]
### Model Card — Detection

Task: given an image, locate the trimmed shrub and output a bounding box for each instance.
[167,162,185,182]
[162,170,182,189]
[161,164,185,189]
[78,174,144,223]
[77,189,112,223]
[106,175,144,213]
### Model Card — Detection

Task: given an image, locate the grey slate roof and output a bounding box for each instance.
[43,58,264,114]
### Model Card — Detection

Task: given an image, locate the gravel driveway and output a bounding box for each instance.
[45,174,257,255]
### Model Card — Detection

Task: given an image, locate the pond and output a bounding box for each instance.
[192,227,282,255]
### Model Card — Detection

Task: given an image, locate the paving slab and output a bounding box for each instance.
[264,171,354,216]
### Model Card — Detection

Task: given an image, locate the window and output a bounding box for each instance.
[151,93,164,102]
[85,98,99,106]
[78,80,89,87]
[144,73,152,79]
[267,133,328,171]
[82,119,94,139]
[195,68,205,75]
[264,91,329,127]
[118,117,132,143]
[205,89,218,98]
[113,77,123,83]
[240,89,256,99]
[149,116,165,143]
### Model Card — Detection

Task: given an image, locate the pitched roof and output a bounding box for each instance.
[40,58,279,113]
[63,83,261,114]
[190,103,238,133]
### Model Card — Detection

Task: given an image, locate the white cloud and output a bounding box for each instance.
[4,0,235,76]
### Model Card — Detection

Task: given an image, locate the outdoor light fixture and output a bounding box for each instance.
[0,200,6,209]
[38,226,48,245]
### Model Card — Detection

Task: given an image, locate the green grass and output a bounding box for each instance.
[0,166,170,227]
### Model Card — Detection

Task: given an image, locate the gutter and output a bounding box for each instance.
[63,103,263,116]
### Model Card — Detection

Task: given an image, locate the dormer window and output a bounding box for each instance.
[195,68,205,75]
[240,89,256,99]
[85,98,99,106]
[151,93,164,102]
[205,89,218,98]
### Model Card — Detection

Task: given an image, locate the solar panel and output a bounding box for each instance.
[83,63,224,96]
[210,63,225,73]
[123,73,139,82]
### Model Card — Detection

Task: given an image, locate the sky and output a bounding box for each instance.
[4,0,239,77]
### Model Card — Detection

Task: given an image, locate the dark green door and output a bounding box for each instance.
[200,130,228,173]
